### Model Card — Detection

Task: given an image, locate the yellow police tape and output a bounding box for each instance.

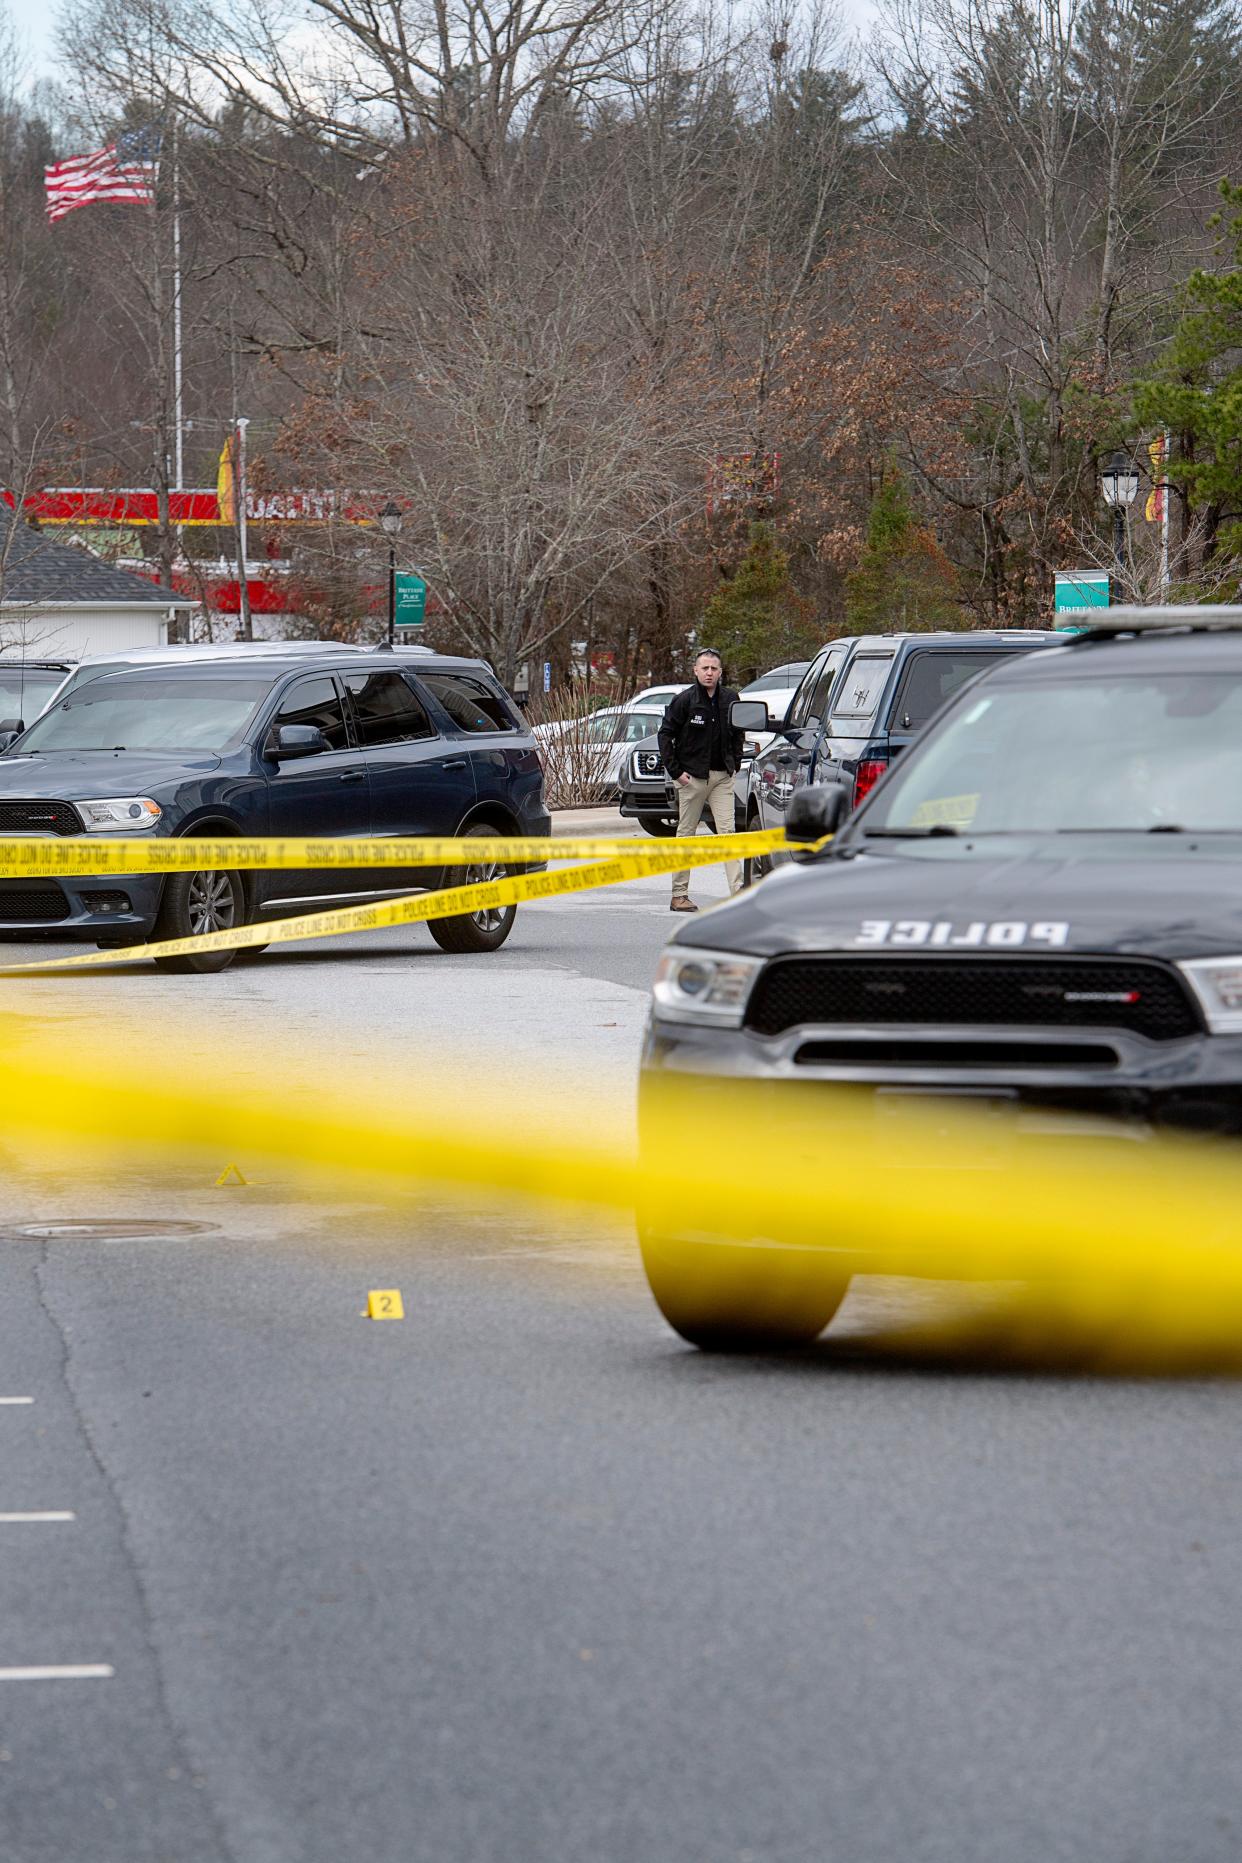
[0,831,782,878]
[5,1026,1242,1372]
[0,830,805,973]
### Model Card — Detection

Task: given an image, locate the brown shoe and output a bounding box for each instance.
[670,897,698,912]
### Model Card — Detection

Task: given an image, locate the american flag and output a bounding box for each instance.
[44,127,162,224]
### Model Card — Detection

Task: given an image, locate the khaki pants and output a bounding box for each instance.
[672,769,741,897]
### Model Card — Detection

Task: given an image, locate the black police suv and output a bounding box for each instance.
[0,650,549,972]
[639,608,1242,1346]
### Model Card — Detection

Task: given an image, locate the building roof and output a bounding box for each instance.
[0,510,195,608]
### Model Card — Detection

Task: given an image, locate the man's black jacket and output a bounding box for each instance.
[658,680,745,781]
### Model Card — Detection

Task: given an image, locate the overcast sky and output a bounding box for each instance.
[12,0,881,92]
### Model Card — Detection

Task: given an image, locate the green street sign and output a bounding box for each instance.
[1054,569,1110,631]
[394,573,427,627]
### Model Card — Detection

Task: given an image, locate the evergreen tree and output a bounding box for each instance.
[845,471,963,632]
[700,523,817,680]
[1133,179,1242,575]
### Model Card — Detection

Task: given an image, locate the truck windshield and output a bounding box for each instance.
[17,677,271,754]
[862,671,1242,834]
[0,667,68,723]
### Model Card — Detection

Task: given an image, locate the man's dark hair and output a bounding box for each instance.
[694,647,722,663]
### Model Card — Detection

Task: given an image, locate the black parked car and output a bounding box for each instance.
[734,630,1058,884]
[0,650,549,972]
[640,607,1242,1347]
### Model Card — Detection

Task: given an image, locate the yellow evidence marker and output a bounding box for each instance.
[366,1289,405,1320]
[213,1163,249,1187]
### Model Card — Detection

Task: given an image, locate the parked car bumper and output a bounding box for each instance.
[619,779,675,823]
[0,871,165,940]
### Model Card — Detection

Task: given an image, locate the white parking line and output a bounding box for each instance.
[0,1398,33,1406]
[0,1665,113,1681]
[0,1512,75,1523]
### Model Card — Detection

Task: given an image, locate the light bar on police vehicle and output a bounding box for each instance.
[1071,605,1242,636]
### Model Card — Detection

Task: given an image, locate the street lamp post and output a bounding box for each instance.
[379,500,403,647]
[1100,451,1140,587]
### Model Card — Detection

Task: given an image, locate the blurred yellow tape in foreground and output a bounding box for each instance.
[6,1032,1242,1370]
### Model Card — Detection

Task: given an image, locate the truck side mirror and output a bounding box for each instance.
[730,699,770,732]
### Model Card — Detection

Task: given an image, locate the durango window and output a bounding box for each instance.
[19,677,271,753]
[345,672,434,745]
[421,675,515,734]
[865,673,1242,834]
[274,677,349,750]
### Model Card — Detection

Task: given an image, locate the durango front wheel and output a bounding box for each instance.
[150,867,245,974]
[638,1222,850,1351]
[427,825,517,954]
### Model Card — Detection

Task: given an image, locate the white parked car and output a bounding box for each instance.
[734,661,811,760]
[533,703,667,797]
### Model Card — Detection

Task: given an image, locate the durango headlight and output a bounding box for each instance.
[652,947,764,1026]
[78,797,162,833]
[1179,957,1242,1033]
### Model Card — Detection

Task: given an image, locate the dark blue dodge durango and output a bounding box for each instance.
[0,650,550,972]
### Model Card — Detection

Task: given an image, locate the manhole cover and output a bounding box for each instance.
[14,1219,218,1242]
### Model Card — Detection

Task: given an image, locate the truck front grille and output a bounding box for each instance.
[745,956,1201,1043]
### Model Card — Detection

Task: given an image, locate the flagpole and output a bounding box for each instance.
[172,121,184,491]
[1160,427,1171,594]
[236,416,253,639]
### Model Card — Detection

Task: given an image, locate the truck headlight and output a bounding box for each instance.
[652,947,763,1026]
[78,797,162,832]
[1179,957,1242,1033]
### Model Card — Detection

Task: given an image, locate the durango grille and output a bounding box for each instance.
[745,957,1201,1043]
[0,800,82,835]
[0,884,70,922]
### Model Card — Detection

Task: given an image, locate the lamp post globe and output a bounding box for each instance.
[1100,450,1139,581]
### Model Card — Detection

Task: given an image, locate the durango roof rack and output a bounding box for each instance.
[1068,604,1242,639]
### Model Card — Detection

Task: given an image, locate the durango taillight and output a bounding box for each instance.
[852,757,888,808]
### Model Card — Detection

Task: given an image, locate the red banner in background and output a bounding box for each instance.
[1145,436,1167,524]
[3,487,386,527]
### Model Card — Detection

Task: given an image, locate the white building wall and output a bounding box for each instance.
[1,606,171,659]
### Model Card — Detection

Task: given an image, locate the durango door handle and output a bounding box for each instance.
[442,758,468,770]
[337,770,366,784]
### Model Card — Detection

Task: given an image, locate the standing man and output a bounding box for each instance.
[657,647,746,912]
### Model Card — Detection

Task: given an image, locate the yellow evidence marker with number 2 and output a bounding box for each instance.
[366,1290,405,1321]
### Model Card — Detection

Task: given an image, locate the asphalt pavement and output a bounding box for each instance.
[0,812,1239,1862]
